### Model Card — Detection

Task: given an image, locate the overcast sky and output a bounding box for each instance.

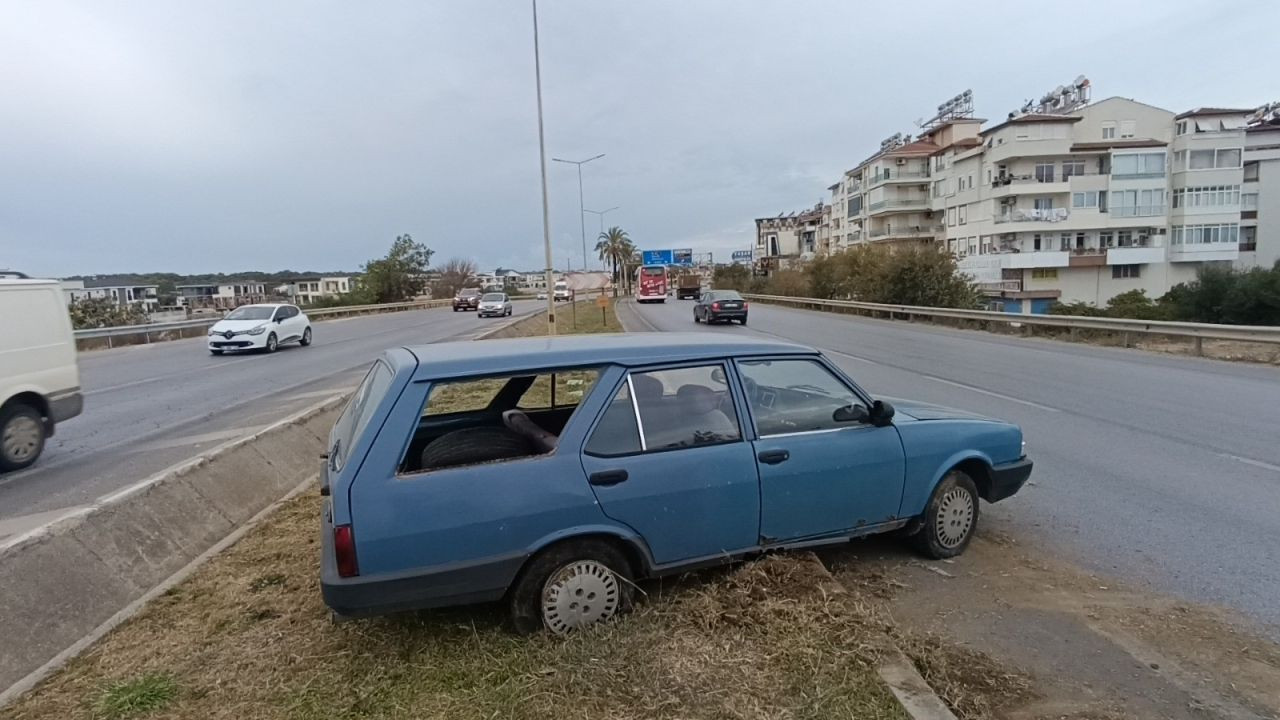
[3,1,1275,278]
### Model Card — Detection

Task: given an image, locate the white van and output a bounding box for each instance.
[0,278,83,471]
[553,280,572,302]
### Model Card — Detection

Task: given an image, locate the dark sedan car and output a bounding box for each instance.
[694,290,748,325]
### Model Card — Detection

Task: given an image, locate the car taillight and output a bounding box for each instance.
[743,301,749,309]
[712,302,721,310]
[334,524,358,578]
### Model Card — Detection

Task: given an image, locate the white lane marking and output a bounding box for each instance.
[919,375,1062,412]
[824,349,881,366]
[0,506,91,542]
[1216,452,1280,474]
[129,426,267,454]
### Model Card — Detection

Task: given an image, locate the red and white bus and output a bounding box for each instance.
[635,265,667,303]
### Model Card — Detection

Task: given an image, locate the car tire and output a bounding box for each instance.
[300,327,312,346]
[0,403,45,472]
[265,333,278,353]
[418,426,534,470]
[693,312,700,323]
[509,539,635,635]
[909,470,980,559]
[210,349,223,355]
[739,316,748,325]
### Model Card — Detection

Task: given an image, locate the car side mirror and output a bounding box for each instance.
[275,316,285,323]
[870,400,895,426]
[833,404,870,424]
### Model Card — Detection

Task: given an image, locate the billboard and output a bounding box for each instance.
[731,250,752,261]
[642,249,694,266]
[641,249,673,265]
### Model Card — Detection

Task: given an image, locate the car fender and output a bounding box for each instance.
[522,522,656,575]
[914,448,995,515]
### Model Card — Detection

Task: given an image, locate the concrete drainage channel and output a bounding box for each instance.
[0,305,959,720]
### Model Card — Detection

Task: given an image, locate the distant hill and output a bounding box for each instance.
[64,271,362,288]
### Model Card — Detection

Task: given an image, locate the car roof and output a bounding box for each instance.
[401,332,817,379]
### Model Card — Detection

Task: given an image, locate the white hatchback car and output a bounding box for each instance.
[208,304,312,355]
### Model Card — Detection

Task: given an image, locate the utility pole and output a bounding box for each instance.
[532,0,555,335]
[553,154,605,271]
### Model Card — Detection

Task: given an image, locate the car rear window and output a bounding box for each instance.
[330,360,394,471]
[712,290,742,300]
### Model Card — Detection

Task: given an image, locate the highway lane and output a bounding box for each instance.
[0,301,541,541]
[619,298,1280,635]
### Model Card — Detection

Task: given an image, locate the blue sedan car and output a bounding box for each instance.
[320,334,1031,633]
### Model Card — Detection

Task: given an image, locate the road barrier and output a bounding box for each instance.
[0,395,345,701]
[74,299,452,350]
[742,294,1280,354]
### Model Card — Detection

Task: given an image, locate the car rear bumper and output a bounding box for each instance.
[709,311,747,320]
[319,522,523,617]
[986,457,1033,503]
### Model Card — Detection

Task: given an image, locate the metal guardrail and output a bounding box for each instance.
[74,299,451,344]
[741,294,1280,349]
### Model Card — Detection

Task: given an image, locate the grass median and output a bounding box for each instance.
[4,295,933,720]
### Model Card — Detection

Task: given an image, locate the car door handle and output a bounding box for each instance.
[757,449,790,465]
[588,469,629,486]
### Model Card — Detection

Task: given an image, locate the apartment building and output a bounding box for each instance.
[1240,103,1280,269]
[754,202,828,272]
[284,276,354,305]
[176,282,268,309]
[846,134,940,247]
[61,280,160,312]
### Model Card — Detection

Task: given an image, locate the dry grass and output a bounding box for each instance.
[2,495,906,720]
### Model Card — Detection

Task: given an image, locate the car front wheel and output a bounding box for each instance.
[264,333,278,353]
[0,403,45,472]
[509,539,634,635]
[909,470,979,559]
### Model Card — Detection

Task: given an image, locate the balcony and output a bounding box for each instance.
[977,279,1023,294]
[989,173,1084,198]
[867,169,930,187]
[993,208,1070,224]
[867,198,931,215]
[1068,248,1107,267]
[1169,241,1239,262]
[868,225,942,241]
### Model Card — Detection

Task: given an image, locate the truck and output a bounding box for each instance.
[553,280,572,302]
[675,273,701,300]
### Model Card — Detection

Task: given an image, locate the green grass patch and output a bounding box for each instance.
[93,672,178,719]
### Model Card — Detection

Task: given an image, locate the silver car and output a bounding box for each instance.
[477,292,513,318]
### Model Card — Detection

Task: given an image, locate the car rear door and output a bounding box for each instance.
[579,362,759,566]
[736,357,905,544]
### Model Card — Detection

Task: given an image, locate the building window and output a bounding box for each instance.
[1034,163,1055,183]
[932,180,945,197]
[1062,160,1085,179]
[1187,148,1242,170]
[1171,223,1240,245]
[1244,161,1260,181]
[947,207,957,226]
[1117,230,1133,246]
[1176,120,1189,136]
[968,173,974,190]
[1241,226,1257,251]
[1242,192,1258,210]
[1099,231,1113,247]
[1059,232,1072,251]
[986,168,993,185]
[1033,197,1054,211]
[1120,120,1136,138]
[1102,122,1116,140]
[1112,264,1141,279]
[958,205,967,225]
[1076,232,1086,249]
[1033,233,1044,251]
[1111,152,1165,178]
[1109,189,1164,217]
[1032,268,1058,279]
[1072,191,1099,208]
[1172,185,1240,209]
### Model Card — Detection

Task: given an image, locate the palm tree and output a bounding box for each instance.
[595,226,634,297]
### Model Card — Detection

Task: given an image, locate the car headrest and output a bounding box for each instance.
[630,374,664,402]
[676,384,719,414]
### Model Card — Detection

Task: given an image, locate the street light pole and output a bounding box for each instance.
[552,153,604,271]
[584,206,620,239]
[531,0,556,335]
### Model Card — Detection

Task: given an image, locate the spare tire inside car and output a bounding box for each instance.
[419,426,536,470]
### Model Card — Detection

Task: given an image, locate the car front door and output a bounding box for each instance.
[579,362,759,566]
[736,357,906,544]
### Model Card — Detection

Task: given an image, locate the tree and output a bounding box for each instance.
[358,234,434,303]
[595,226,635,297]
[712,264,751,291]
[67,298,148,329]
[433,257,478,300]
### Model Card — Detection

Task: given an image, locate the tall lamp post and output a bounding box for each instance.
[531,0,556,334]
[584,206,620,238]
[552,153,604,271]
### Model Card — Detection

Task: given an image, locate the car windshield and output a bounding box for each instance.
[459,288,480,296]
[224,306,274,321]
[482,293,504,302]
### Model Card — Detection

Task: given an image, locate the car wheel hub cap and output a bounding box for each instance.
[541,560,620,634]
[935,488,974,548]
[3,416,41,461]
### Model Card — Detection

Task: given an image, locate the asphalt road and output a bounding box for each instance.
[618,297,1280,636]
[0,301,541,541]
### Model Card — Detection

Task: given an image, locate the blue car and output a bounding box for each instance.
[320,333,1031,633]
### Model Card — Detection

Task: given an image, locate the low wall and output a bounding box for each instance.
[0,395,345,696]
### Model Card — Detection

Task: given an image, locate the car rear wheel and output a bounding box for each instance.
[300,327,312,346]
[909,470,979,559]
[509,539,634,635]
[264,333,278,353]
[693,311,700,323]
[739,316,748,325]
[0,403,45,472]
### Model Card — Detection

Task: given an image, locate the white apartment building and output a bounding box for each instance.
[177,282,268,310]
[61,281,161,312]
[1243,105,1280,269]
[844,134,940,248]
[286,276,354,305]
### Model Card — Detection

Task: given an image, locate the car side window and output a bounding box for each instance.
[633,365,741,450]
[584,382,642,456]
[737,359,866,436]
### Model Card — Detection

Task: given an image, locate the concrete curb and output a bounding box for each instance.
[0,394,346,702]
[878,647,960,720]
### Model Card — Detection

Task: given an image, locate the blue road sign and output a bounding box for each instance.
[731,250,752,261]
[673,249,693,266]
[642,249,673,265]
